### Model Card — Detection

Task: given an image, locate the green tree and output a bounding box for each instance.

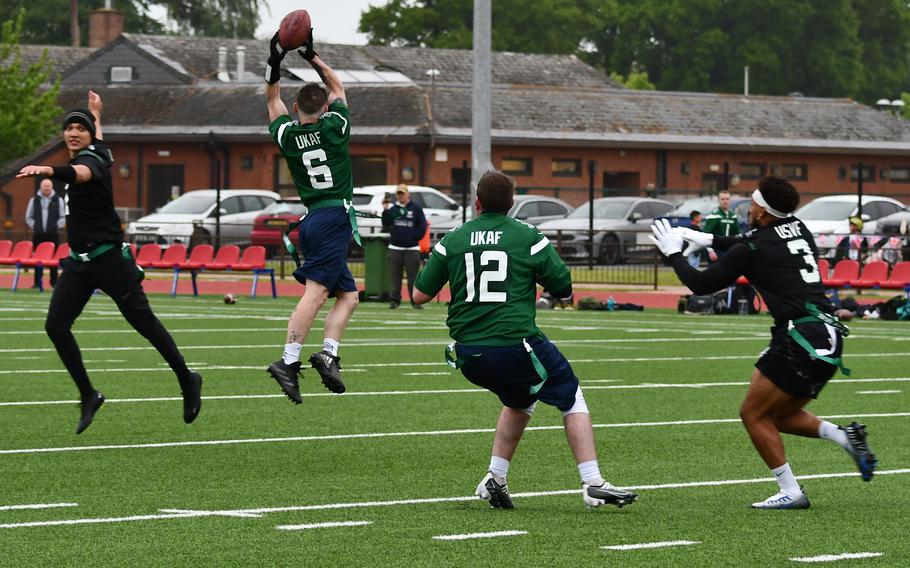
[0,9,61,168]
[609,70,655,90]
[0,0,263,45]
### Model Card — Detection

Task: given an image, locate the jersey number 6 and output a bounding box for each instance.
[301,149,334,190]
[464,251,508,303]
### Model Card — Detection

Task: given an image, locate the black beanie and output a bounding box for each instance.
[62,108,96,138]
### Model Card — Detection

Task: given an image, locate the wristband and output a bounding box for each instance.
[51,166,77,183]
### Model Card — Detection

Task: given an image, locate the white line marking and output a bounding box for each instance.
[276,521,372,530]
[0,512,206,529]
[158,508,262,518]
[433,530,527,541]
[857,390,901,395]
[790,552,883,563]
[0,503,78,511]
[404,372,451,376]
[3,410,903,456]
[602,540,700,551]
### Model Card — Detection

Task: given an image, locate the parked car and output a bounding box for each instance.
[877,209,910,236]
[429,195,574,241]
[127,189,279,245]
[251,198,308,254]
[538,197,675,264]
[660,195,751,233]
[795,194,905,236]
[352,185,462,235]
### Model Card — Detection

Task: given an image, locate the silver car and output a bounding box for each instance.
[538,197,674,264]
[429,195,573,241]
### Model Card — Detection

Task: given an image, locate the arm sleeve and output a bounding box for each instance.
[322,101,350,141]
[712,235,743,251]
[532,234,572,294]
[415,207,428,239]
[25,198,35,229]
[414,241,449,297]
[268,115,293,148]
[702,214,719,235]
[72,151,109,181]
[669,243,751,295]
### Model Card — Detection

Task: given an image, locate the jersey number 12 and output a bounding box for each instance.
[464,251,508,302]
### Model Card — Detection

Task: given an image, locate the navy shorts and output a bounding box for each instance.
[293,206,357,293]
[756,322,842,399]
[457,337,580,411]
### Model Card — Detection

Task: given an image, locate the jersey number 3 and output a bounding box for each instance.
[464,251,507,302]
[787,239,821,283]
[301,149,334,190]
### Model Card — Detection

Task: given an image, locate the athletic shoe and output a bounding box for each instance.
[267,360,302,404]
[475,472,514,509]
[410,301,423,310]
[180,371,203,424]
[583,482,638,508]
[309,351,346,394]
[843,422,878,481]
[76,391,105,434]
[751,487,810,509]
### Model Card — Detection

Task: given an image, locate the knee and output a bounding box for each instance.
[341,291,359,310]
[739,401,763,425]
[44,316,70,339]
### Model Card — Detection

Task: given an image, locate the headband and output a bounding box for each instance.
[752,188,789,218]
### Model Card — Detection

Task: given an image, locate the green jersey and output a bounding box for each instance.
[415,212,571,346]
[703,207,741,237]
[268,101,353,206]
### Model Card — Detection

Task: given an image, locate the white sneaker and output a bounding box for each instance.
[582,482,638,508]
[751,487,810,509]
[475,472,513,509]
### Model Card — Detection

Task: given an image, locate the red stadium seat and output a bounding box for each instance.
[826,260,859,288]
[175,244,215,296]
[151,244,187,269]
[205,245,240,271]
[14,242,55,291]
[849,261,888,289]
[134,244,162,268]
[45,243,71,269]
[817,258,830,285]
[0,241,33,265]
[234,246,276,298]
[880,262,910,294]
[0,240,12,259]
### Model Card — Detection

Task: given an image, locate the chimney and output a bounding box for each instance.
[217,47,230,82]
[236,46,246,81]
[88,1,125,48]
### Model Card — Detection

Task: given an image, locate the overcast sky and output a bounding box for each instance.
[255,0,386,44]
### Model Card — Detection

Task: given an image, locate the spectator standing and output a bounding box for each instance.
[704,191,741,261]
[687,210,703,269]
[25,178,66,288]
[382,184,427,309]
[834,216,868,263]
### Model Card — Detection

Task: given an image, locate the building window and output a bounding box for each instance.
[738,162,766,180]
[551,158,581,177]
[774,163,808,181]
[240,155,254,170]
[501,157,532,176]
[109,66,133,83]
[849,165,875,182]
[887,166,910,183]
[351,155,388,186]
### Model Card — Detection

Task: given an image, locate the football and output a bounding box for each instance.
[278,9,312,50]
[223,293,237,305]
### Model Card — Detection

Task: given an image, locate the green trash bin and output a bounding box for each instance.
[361,233,390,301]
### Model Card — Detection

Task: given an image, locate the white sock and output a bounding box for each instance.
[323,338,339,357]
[578,460,604,486]
[489,456,509,481]
[282,342,302,365]
[818,420,852,452]
[771,463,801,496]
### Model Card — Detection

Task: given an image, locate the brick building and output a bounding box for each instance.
[3,23,910,235]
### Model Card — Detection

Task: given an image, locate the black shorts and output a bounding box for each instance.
[756,321,843,399]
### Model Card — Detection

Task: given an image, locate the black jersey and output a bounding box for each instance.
[65,141,124,252]
[670,216,830,324]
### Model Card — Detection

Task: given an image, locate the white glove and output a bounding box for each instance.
[649,218,684,256]
[675,227,714,256]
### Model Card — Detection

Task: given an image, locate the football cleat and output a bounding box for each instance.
[180,371,203,424]
[843,422,877,481]
[751,487,810,510]
[309,351,346,394]
[267,360,302,404]
[475,472,514,509]
[583,482,638,508]
[76,391,105,434]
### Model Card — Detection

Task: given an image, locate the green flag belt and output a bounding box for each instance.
[445,339,549,395]
[787,302,851,376]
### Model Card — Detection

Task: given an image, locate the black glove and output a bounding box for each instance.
[297,29,317,62]
[265,32,287,84]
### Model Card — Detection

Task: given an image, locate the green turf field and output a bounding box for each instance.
[0,290,907,567]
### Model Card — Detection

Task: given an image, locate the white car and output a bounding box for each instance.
[127,189,279,245]
[795,194,905,237]
[352,185,462,235]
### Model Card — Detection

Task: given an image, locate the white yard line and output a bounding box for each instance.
[276,521,372,531]
[601,540,700,551]
[0,502,78,511]
[856,390,901,395]
[4,468,906,529]
[789,552,883,563]
[433,530,527,541]
[1,412,906,456]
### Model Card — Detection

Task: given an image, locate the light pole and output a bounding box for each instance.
[426,68,440,148]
